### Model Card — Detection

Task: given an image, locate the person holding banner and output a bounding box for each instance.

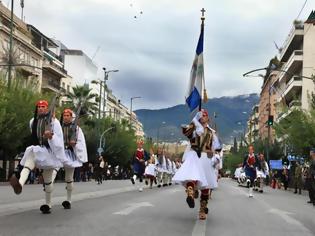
[9,99,66,214]
[173,109,220,220]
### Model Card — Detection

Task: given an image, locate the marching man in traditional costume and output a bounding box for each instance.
[208,147,222,199]
[155,146,168,188]
[255,153,269,193]
[60,108,88,209]
[10,99,66,214]
[144,156,157,189]
[130,140,149,191]
[243,145,260,198]
[173,109,220,220]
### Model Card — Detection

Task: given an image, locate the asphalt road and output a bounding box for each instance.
[0,179,314,236]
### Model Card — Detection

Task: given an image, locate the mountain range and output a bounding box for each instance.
[134,94,260,144]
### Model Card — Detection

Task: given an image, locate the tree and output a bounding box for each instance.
[233,137,238,153]
[81,117,137,167]
[65,85,98,116]
[274,109,315,156]
[0,75,44,179]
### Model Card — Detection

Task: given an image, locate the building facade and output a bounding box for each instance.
[245,104,259,144]
[258,71,277,142]
[273,12,315,122]
[0,2,42,87]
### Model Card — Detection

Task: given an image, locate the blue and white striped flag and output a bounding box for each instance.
[185,25,206,112]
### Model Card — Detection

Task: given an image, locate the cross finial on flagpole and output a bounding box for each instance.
[201,8,206,17]
[201,8,206,23]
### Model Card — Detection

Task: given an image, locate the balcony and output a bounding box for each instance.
[278,50,303,83]
[43,51,67,78]
[276,99,302,122]
[41,77,61,93]
[281,76,302,100]
[280,23,304,62]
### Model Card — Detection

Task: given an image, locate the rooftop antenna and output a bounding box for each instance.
[20,0,24,21]
[91,46,101,61]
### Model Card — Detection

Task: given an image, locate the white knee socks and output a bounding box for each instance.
[65,168,75,202]
[19,152,36,186]
[42,169,54,207]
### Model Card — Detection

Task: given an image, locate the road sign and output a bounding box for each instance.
[97,147,103,154]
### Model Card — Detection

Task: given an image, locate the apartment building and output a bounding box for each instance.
[245,104,259,144]
[0,2,42,87]
[258,71,278,141]
[273,11,315,122]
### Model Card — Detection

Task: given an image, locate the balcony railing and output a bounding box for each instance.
[278,50,303,83]
[286,76,302,86]
[280,23,304,60]
[288,99,302,108]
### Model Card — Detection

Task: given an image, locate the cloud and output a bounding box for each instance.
[12,0,314,109]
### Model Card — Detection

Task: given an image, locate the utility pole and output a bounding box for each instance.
[8,0,14,89]
[267,80,271,163]
[98,80,102,119]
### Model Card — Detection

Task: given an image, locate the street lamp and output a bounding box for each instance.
[97,126,114,156]
[157,121,166,145]
[102,67,119,118]
[130,96,141,125]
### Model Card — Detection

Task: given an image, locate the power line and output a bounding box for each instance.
[296,0,308,20]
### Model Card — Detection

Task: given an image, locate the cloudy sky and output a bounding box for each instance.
[9,0,314,109]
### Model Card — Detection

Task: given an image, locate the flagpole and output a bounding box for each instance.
[199,8,206,111]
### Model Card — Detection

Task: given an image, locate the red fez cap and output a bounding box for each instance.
[63,108,73,115]
[201,109,208,117]
[36,100,48,107]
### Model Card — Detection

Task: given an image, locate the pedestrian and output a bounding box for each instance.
[130,139,150,192]
[96,155,105,184]
[9,99,66,214]
[293,161,303,195]
[60,108,88,209]
[243,145,260,198]
[173,109,220,220]
[281,166,289,190]
[305,148,315,205]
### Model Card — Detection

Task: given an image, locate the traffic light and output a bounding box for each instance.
[267,115,274,126]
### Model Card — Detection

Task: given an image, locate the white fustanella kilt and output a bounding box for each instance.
[20,145,64,169]
[63,149,84,168]
[145,164,156,177]
[199,153,218,189]
[172,149,208,189]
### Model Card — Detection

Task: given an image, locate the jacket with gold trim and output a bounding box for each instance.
[182,123,214,157]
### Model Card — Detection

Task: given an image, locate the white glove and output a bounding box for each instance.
[194,111,203,121]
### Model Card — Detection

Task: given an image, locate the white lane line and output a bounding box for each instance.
[113,202,154,215]
[192,219,207,236]
[0,186,136,217]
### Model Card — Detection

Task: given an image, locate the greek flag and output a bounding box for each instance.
[186,26,205,112]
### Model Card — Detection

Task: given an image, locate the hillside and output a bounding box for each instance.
[135,94,259,144]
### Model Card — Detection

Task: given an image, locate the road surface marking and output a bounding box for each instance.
[113,202,154,215]
[192,219,207,236]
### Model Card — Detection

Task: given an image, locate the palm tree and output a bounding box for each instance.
[65,84,98,116]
